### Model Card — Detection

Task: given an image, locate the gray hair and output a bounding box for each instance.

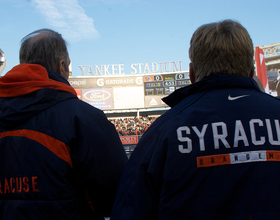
[19,29,69,72]
[189,19,254,81]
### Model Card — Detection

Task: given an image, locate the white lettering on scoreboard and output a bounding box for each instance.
[78,61,182,76]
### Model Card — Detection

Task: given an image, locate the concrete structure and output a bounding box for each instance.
[0,49,7,76]
[258,43,280,95]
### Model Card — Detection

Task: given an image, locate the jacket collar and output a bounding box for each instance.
[0,64,76,97]
[162,74,261,107]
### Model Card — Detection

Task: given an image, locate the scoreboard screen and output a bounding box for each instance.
[144,72,191,96]
[69,71,190,110]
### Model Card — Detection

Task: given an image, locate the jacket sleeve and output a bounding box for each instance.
[71,106,128,217]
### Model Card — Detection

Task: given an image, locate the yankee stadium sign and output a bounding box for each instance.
[78,61,182,76]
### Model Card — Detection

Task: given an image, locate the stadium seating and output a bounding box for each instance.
[109,116,158,136]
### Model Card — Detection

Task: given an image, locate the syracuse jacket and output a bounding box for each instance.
[111,74,280,220]
[0,64,128,220]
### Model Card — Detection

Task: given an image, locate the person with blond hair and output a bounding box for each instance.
[111,20,280,219]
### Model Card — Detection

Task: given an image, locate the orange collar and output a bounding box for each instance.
[0,64,77,97]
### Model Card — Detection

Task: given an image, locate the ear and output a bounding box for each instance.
[56,59,65,75]
[249,64,255,78]
[56,59,69,80]
[189,63,196,83]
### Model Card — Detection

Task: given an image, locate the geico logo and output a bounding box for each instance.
[84,90,111,101]
[69,80,86,86]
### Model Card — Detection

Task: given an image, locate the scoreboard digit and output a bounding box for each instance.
[144,72,190,96]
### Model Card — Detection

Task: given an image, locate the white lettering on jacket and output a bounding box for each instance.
[177,119,280,153]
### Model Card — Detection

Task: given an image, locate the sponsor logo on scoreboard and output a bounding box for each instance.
[96,77,143,87]
[84,90,111,101]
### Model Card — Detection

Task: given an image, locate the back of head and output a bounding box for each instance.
[19,29,69,73]
[189,19,254,81]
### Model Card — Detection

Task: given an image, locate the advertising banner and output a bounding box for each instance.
[144,95,167,108]
[69,78,97,88]
[95,76,143,88]
[81,88,113,110]
[120,135,139,145]
[69,76,143,89]
[113,87,145,109]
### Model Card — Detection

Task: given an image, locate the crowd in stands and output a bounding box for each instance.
[267,59,280,64]
[263,45,280,56]
[109,116,158,136]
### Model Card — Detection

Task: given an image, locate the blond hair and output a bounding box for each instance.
[189,20,254,81]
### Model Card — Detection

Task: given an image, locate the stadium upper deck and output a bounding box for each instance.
[259,42,280,94]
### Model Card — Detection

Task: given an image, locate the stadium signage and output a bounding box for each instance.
[120,136,138,145]
[84,90,111,101]
[69,76,143,88]
[78,61,182,76]
[97,77,143,87]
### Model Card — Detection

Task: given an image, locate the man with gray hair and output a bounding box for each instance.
[111,20,280,219]
[0,29,127,219]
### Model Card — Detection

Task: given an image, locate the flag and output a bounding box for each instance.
[255,46,269,93]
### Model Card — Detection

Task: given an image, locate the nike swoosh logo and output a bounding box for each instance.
[228,95,250,101]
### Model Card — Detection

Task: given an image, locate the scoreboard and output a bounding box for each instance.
[68,71,190,111]
[144,72,190,96]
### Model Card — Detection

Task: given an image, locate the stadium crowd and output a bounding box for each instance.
[263,45,280,56]
[109,116,158,136]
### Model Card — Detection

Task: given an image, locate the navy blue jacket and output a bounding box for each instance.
[111,74,280,220]
[0,64,128,219]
